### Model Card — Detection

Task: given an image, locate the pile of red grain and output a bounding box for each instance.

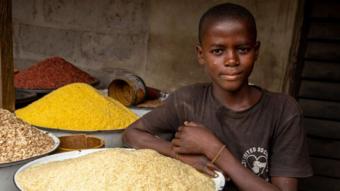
[15,57,97,89]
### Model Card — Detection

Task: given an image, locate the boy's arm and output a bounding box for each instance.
[122,90,180,157]
[123,125,219,177]
[122,126,176,158]
[172,122,298,191]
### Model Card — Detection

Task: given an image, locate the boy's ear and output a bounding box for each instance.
[254,41,261,59]
[196,44,205,66]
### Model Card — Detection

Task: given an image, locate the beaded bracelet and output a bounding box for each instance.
[211,145,226,164]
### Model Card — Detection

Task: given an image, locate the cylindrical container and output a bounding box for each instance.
[108,72,146,106]
[145,87,161,100]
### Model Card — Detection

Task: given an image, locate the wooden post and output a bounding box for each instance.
[0,0,15,111]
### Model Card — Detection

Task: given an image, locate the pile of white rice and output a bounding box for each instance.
[16,149,215,191]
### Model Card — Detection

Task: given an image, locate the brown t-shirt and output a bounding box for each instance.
[129,83,313,190]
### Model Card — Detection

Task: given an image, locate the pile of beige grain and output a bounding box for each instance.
[0,109,54,163]
[16,149,215,191]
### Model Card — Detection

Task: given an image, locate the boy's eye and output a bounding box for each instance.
[237,47,251,54]
[211,49,224,56]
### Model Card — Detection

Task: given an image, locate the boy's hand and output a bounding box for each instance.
[172,121,221,156]
[175,154,219,177]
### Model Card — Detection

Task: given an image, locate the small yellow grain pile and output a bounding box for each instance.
[0,109,54,163]
[16,83,138,131]
[16,149,215,191]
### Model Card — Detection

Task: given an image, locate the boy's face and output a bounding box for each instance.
[197,19,260,92]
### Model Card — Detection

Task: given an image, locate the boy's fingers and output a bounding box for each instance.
[202,165,217,177]
[207,162,219,171]
[174,131,181,138]
[172,146,185,154]
[171,138,180,146]
[184,121,200,127]
[172,146,179,153]
[172,140,187,154]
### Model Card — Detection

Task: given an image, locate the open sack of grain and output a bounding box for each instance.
[15,148,225,191]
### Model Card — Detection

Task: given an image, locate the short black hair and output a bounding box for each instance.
[198,3,257,44]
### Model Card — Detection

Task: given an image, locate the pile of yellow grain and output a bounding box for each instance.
[16,149,215,191]
[15,83,138,131]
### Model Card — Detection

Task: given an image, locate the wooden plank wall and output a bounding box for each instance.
[297,0,340,190]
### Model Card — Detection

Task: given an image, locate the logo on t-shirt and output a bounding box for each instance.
[241,147,269,181]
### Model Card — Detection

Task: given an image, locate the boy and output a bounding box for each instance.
[123,3,312,191]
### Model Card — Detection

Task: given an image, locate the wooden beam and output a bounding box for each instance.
[308,137,340,159]
[311,157,340,178]
[302,61,340,82]
[304,118,340,139]
[282,0,306,96]
[299,99,340,121]
[0,0,15,111]
[299,80,340,102]
[305,41,340,62]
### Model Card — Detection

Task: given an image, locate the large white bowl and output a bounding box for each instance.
[15,148,225,191]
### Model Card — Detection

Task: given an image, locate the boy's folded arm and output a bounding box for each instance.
[122,125,177,158]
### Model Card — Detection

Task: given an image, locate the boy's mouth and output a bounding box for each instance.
[219,72,241,81]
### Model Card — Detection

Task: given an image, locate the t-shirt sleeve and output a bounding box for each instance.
[127,91,182,135]
[269,102,313,177]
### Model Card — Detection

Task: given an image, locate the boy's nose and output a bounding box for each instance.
[224,50,239,66]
